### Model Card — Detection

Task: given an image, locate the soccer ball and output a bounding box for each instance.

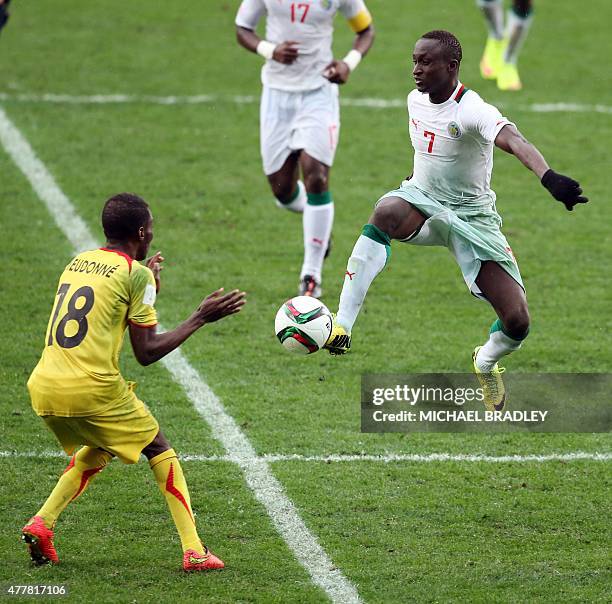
[275,296,333,354]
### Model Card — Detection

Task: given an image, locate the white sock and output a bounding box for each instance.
[300,201,334,283]
[478,0,504,40]
[275,180,306,213]
[336,227,390,333]
[504,9,533,64]
[476,322,525,371]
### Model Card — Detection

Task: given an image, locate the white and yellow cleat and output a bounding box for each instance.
[497,62,522,91]
[479,37,505,80]
[325,316,351,355]
[472,346,507,411]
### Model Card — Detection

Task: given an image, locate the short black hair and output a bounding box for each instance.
[102,193,150,241]
[421,30,462,64]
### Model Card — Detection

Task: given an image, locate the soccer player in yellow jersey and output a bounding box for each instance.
[23,193,246,572]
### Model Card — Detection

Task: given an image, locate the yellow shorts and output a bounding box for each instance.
[42,393,159,464]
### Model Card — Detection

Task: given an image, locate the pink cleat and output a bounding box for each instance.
[22,516,59,565]
[182,547,225,572]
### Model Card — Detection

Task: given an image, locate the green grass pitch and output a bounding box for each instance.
[0,1,610,602]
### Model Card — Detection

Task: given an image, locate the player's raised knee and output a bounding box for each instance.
[503,306,530,339]
[370,198,402,235]
[371,197,424,240]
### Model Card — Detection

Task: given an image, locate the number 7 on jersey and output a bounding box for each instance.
[424,131,435,153]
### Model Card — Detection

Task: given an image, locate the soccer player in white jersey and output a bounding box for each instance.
[325,31,588,410]
[235,0,374,297]
[477,0,534,90]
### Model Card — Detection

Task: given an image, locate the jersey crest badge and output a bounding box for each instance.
[320,0,333,10]
[447,122,462,139]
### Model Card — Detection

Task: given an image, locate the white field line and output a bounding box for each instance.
[1,450,610,463]
[0,107,360,604]
[0,91,611,114]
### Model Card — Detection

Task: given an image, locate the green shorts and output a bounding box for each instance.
[379,182,524,300]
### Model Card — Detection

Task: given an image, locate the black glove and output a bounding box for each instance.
[541,169,588,211]
[0,0,10,34]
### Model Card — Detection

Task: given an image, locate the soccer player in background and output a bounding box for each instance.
[325,31,588,409]
[477,0,533,90]
[235,0,374,297]
[23,194,246,571]
[0,0,10,35]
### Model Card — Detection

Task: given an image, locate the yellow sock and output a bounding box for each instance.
[37,446,112,528]
[149,449,203,553]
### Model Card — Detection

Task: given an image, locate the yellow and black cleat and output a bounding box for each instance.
[472,346,507,411]
[325,317,351,355]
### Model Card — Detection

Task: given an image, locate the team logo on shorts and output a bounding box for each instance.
[320,0,333,9]
[447,121,462,138]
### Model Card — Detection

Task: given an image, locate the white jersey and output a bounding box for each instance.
[408,82,513,206]
[235,0,372,92]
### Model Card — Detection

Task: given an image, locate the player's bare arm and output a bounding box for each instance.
[323,24,374,84]
[236,26,298,64]
[494,124,549,177]
[495,124,589,211]
[129,288,246,366]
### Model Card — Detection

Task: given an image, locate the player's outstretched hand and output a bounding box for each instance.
[273,41,299,64]
[541,169,589,211]
[196,288,246,325]
[146,251,165,293]
[323,60,350,84]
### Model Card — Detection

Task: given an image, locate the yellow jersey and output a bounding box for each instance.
[28,248,157,417]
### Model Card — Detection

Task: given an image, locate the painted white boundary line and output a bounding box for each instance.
[0,91,611,114]
[1,450,610,463]
[0,107,360,604]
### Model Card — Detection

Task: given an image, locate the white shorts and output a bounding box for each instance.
[260,83,340,175]
[379,182,524,301]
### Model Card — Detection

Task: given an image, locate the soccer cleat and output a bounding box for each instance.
[22,516,59,565]
[479,37,505,80]
[497,62,522,91]
[325,316,351,355]
[472,346,507,411]
[299,274,321,298]
[182,547,225,572]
